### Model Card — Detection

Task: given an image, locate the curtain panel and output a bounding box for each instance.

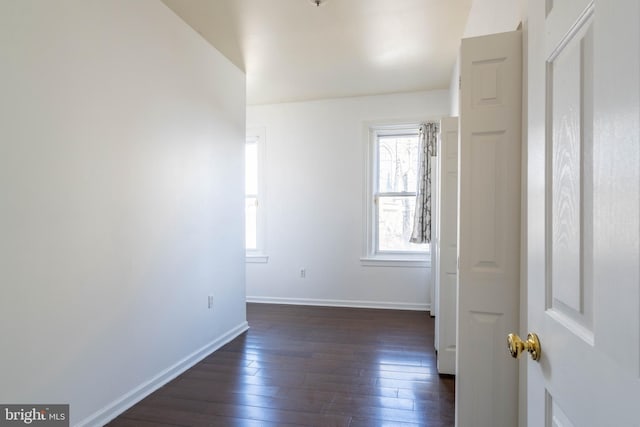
[410,122,439,244]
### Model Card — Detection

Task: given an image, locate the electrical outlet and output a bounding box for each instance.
[300,268,306,278]
[207,295,214,309]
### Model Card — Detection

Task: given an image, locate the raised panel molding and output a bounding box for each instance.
[470,131,506,273]
[471,58,506,108]
[437,272,458,374]
[550,35,582,312]
[467,311,506,426]
[545,391,576,427]
[545,8,594,336]
[444,173,458,244]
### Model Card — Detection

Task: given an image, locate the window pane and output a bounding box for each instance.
[377,195,426,252]
[245,142,258,195]
[378,135,420,193]
[245,197,257,250]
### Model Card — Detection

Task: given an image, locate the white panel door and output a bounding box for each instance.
[526,1,640,426]
[436,116,458,375]
[457,31,522,427]
[432,152,439,319]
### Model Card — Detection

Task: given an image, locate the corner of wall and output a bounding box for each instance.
[449,53,461,117]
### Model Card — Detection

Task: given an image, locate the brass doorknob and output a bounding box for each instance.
[507,332,541,361]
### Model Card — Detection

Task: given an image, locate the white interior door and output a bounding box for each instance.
[431,152,439,319]
[526,0,640,425]
[457,31,522,427]
[436,116,458,375]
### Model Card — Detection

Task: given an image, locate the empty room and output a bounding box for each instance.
[2,1,639,426]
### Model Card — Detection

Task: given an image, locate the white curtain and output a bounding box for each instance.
[410,122,439,244]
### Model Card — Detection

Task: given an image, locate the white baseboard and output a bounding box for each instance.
[246,296,430,311]
[76,321,249,427]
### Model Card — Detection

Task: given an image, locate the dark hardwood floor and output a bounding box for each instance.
[108,303,455,426]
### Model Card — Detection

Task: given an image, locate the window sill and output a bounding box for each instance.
[246,254,269,263]
[360,256,430,268]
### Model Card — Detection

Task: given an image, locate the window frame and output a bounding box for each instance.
[245,127,268,263]
[361,123,430,268]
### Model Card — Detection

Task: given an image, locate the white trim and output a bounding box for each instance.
[362,121,432,261]
[76,321,249,427]
[245,126,267,255]
[359,257,430,268]
[246,254,269,263]
[246,296,430,311]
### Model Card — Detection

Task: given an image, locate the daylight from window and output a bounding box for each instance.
[245,140,258,250]
[376,134,425,253]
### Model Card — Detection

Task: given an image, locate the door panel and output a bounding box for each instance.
[432,154,439,319]
[527,0,640,426]
[436,116,458,375]
[457,31,522,427]
[547,4,594,343]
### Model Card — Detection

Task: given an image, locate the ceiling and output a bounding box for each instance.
[162,0,472,105]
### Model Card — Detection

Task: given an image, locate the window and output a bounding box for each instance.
[362,124,429,267]
[245,136,258,250]
[245,128,268,263]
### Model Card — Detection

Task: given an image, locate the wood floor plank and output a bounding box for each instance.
[107,303,455,426]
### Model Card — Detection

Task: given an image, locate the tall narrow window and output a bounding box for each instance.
[245,136,258,251]
[376,133,424,252]
[245,128,268,262]
[362,124,429,266]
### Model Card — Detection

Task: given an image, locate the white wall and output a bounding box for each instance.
[246,91,449,310]
[0,1,246,425]
[449,55,461,117]
[449,0,525,116]
[463,0,525,38]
